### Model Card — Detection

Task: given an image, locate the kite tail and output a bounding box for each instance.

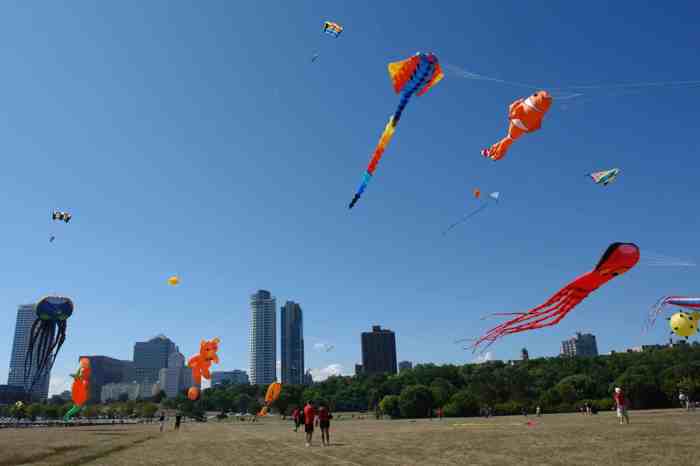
[482,136,513,161]
[348,117,398,209]
[64,404,82,421]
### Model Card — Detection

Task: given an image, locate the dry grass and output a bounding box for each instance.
[1,410,699,465]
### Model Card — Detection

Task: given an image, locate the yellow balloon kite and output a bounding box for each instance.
[167,275,180,286]
[669,311,698,338]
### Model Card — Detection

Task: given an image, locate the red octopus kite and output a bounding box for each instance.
[472,243,639,351]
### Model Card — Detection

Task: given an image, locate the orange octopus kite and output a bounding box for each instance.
[482,90,552,160]
[187,337,220,400]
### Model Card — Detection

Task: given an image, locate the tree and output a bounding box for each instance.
[430,378,455,408]
[379,395,400,418]
[443,390,479,417]
[399,385,433,419]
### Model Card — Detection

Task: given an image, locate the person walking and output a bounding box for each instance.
[317,402,332,447]
[159,413,165,432]
[614,387,630,425]
[303,400,316,447]
[292,407,300,432]
[175,413,182,430]
[536,405,541,417]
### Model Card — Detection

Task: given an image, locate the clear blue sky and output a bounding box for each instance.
[1,1,698,394]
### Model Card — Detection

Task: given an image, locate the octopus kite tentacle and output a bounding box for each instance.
[472,243,640,352]
[648,296,700,331]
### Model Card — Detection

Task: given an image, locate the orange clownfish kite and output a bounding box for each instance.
[187,337,220,401]
[481,90,552,161]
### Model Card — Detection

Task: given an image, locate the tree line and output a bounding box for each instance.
[4,344,699,420]
[195,343,700,418]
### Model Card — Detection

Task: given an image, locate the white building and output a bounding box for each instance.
[101,381,156,402]
[249,290,276,385]
[7,304,50,400]
[158,351,193,398]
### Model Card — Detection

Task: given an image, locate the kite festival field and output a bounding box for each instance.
[1,410,699,465]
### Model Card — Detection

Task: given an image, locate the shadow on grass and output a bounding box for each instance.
[59,435,158,466]
[0,445,83,466]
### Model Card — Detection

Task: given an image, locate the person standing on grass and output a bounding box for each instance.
[614,387,629,425]
[317,402,332,447]
[159,413,165,432]
[175,413,182,430]
[292,407,300,432]
[536,405,541,417]
[303,400,316,447]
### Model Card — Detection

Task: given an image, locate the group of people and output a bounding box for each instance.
[291,401,332,447]
[158,412,182,432]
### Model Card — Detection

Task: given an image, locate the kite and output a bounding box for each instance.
[588,168,620,186]
[443,191,500,235]
[323,21,343,38]
[314,343,335,352]
[24,296,74,395]
[258,382,282,416]
[64,357,91,421]
[312,21,343,62]
[482,91,552,161]
[473,188,481,199]
[472,243,639,351]
[52,210,72,223]
[187,337,220,401]
[50,210,71,243]
[167,276,180,286]
[348,53,443,208]
[648,296,700,338]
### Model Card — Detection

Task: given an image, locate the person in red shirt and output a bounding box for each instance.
[614,387,629,424]
[316,402,333,446]
[303,401,316,447]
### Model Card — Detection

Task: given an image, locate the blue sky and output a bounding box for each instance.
[0,1,698,394]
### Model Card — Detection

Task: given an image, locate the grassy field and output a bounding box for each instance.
[1,410,699,465]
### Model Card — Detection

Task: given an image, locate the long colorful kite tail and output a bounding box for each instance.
[348,53,443,209]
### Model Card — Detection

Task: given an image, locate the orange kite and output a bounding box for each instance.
[482,91,552,160]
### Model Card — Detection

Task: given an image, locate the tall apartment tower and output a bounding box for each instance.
[281,301,304,385]
[7,304,50,401]
[133,335,177,384]
[361,325,397,375]
[249,290,277,385]
[561,332,599,357]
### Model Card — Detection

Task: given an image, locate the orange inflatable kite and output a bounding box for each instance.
[482,91,552,161]
[258,382,282,416]
[187,337,220,400]
[64,357,91,420]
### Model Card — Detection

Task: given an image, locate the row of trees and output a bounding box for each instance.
[4,344,699,420]
[196,344,700,418]
[0,400,160,421]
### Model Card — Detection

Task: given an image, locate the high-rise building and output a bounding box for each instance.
[361,325,397,375]
[78,356,134,404]
[211,370,249,386]
[7,304,50,401]
[303,370,313,385]
[281,301,304,385]
[158,351,192,398]
[133,335,177,384]
[101,381,156,402]
[561,332,599,357]
[521,348,530,361]
[398,361,413,373]
[248,290,276,385]
[355,364,364,375]
[0,385,26,404]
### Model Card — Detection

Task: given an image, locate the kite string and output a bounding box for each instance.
[442,203,490,235]
[444,63,700,101]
